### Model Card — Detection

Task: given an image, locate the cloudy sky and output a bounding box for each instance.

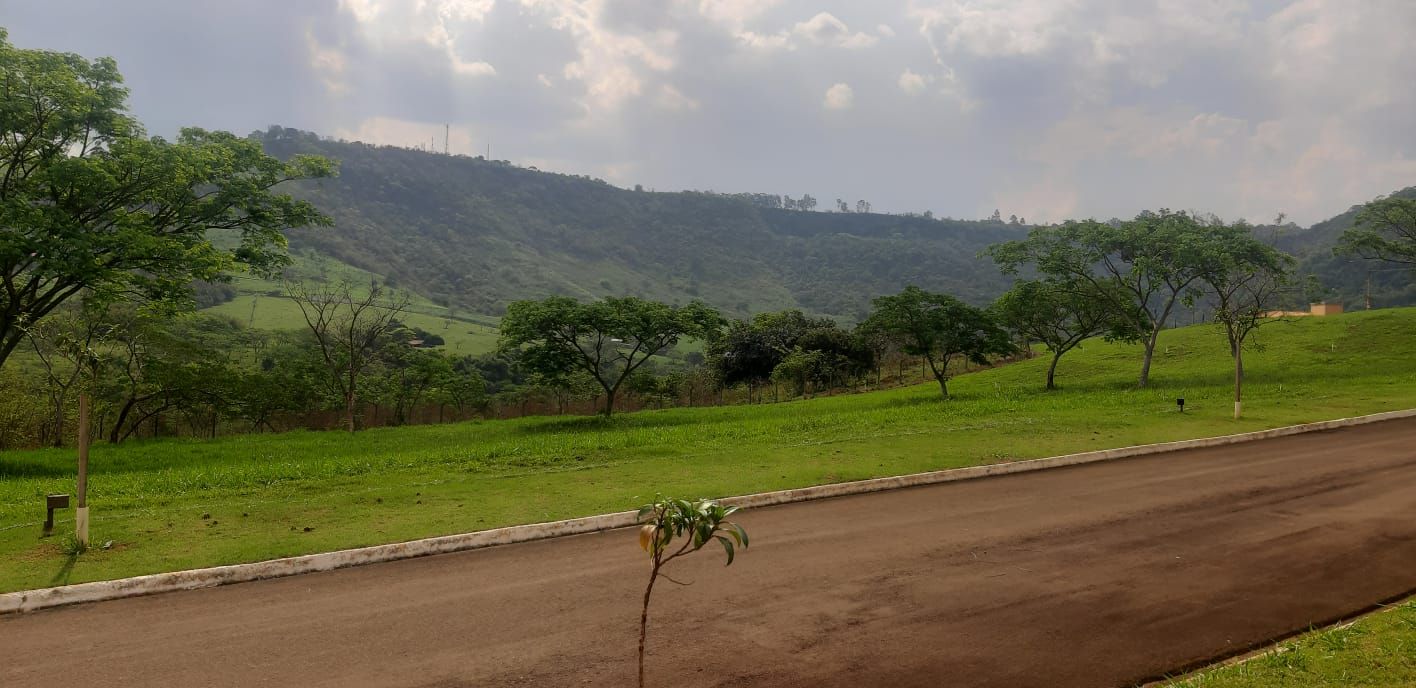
[4,0,1414,224]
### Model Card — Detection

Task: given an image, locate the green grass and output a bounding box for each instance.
[203,248,503,355]
[2,308,1415,593]
[1165,600,1416,687]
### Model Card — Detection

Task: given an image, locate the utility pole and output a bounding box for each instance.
[75,392,91,546]
[444,124,450,155]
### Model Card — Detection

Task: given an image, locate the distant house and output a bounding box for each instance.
[1265,302,1345,318]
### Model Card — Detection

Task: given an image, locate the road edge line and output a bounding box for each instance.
[4,407,1413,615]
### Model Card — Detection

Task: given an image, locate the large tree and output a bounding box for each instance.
[993,279,1139,390]
[498,296,723,416]
[1336,196,1416,266]
[860,286,1014,397]
[988,211,1243,388]
[1201,235,1293,419]
[0,30,334,368]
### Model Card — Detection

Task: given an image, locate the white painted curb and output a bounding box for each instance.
[3,407,1413,615]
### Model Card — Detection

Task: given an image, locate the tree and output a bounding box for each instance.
[635,497,748,688]
[0,31,334,368]
[1336,196,1416,266]
[988,211,1242,388]
[860,286,1014,397]
[24,301,106,445]
[498,296,723,416]
[993,280,1138,390]
[288,281,409,431]
[1201,236,1293,419]
[799,194,817,212]
[706,310,863,399]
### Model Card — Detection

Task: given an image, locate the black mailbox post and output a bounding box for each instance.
[44,494,70,536]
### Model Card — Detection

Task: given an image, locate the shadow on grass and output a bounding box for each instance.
[48,551,79,588]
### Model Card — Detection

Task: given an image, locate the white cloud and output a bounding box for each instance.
[738,11,878,50]
[794,12,878,48]
[697,0,782,27]
[656,84,700,111]
[305,29,349,95]
[823,82,854,110]
[517,0,680,114]
[897,69,926,95]
[338,0,497,78]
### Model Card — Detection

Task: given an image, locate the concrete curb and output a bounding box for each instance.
[4,407,1413,615]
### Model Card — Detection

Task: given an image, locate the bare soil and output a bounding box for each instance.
[3,418,1415,687]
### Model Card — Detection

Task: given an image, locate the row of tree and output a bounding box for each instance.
[496,203,1416,420]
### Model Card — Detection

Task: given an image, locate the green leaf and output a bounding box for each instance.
[715,535,735,566]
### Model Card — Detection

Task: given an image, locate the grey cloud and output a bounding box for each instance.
[2,0,1414,224]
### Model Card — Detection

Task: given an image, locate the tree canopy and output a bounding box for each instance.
[993,279,1139,390]
[0,31,334,367]
[859,286,1013,397]
[1336,196,1416,266]
[498,296,723,415]
[987,211,1258,387]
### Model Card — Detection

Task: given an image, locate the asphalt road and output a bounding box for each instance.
[3,418,1415,687]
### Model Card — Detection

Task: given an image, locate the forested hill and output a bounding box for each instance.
[1270,187,1416,308]
[257,127,1025,320]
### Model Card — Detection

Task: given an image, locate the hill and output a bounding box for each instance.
[250,128,1415,321]
[254,127,1026,320]
[1269,186,1416,309]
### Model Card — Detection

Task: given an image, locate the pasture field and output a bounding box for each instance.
[203,250,503,355]
[1165,599,1416,687]
[2,308,1415,593]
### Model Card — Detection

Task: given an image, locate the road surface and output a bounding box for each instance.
[3,418,1416,687]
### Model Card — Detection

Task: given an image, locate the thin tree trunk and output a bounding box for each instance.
[1138,325,1161,388]
[638,560,661,688]
[51,390,66,448]
[1046,351,1062,391]
[1233,343,1243,419]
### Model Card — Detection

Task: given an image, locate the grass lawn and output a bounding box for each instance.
[2,308,1414,593]
[1164,599,1416,687]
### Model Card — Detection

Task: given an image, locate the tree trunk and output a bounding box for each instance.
[638,560,661,688]
[1233,344,1244,420]
[603,388,616,416]
[925,354,949,398]
[1138,324,1162,388]
[1046,351,1062,391]
[345,390,357,433]
[51,390,66,448]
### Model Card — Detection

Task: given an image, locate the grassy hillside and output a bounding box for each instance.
[201,248,502,355]
[1,307,1414,591]
[255,127,1026,319]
